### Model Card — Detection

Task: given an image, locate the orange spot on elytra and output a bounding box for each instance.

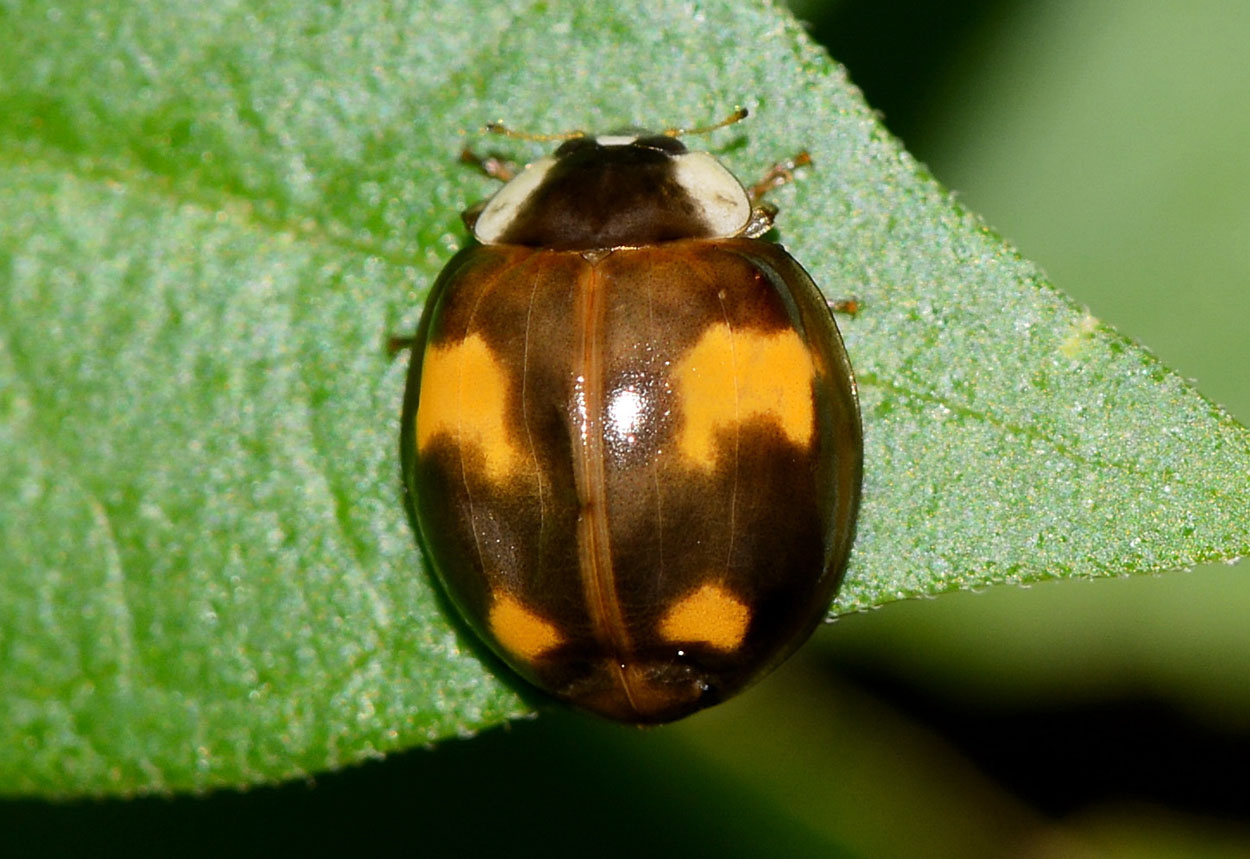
[489,593,562,660]
[671,324,814,468]
[659,582,750,651]
[416,334,520,481]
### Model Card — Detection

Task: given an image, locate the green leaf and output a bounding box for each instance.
[1,0,1247,797]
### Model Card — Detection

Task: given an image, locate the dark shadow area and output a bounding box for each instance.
[0,712,848,859]
[792,0,1017,158]
[824,653,1250,825]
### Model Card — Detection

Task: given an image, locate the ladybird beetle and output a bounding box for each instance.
[400,111,861,723]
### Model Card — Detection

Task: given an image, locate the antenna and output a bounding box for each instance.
[484,122,586,142]
[663,106,749,138]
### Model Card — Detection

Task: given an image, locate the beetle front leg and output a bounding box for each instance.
[749,151,812,207]
[459,148,519,183]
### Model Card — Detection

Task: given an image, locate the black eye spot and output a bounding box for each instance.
[554,137,595,157]
[635,135,687,155]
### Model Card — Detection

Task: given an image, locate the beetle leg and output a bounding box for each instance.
[460,147,518,183]
[749,151,812,206]
[826,298,862,317]
[386,334,416,357]
[742,202,777,239]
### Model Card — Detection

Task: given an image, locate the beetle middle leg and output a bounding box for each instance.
[826,298,861,317]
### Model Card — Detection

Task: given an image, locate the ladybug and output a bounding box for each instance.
[400,111,861,723]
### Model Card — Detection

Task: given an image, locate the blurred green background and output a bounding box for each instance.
[6,1,1249,855]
